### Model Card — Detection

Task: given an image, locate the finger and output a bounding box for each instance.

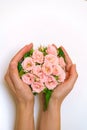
[9,43,33,79]
[60,46,73,71]
[62,64,78,93]
[11,43,33,63]
[68,64,78,84]
[65,72,69,79]
[60,46,72,64]
[4,70,16,94]
[9,67,31,91]
[52,44,57,49]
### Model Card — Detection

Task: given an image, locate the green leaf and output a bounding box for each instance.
[24,49,34,58]
[43,88,48,93]
[19,69,25,77]
[18,62,25,77]
[57,47,65,61]
[43,88,53,111]
[54,75,59,80]
[39,46,48,56]
[33,92,38,96]
[18,62,22,72]
[43,47,48,56]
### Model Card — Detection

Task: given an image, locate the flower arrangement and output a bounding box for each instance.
[18,44,66,110]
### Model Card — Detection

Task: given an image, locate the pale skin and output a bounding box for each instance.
[5,43,78,130]
[5,43,35,130]
[38,46,78,130]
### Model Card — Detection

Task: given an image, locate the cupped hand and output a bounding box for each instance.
[5,43,34,106]
[50,46,78,106]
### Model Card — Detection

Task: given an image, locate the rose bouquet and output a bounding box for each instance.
[18,44,66,110]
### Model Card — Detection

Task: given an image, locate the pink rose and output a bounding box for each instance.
[45,54,59,65]
[22,73,35,85]
[32,65,42,76]
[52,64,64,76]
[58,70,66,82]
[32,50,44,64]
[59,57,66,69]
[38,72,47,83]
[46,44,57,55]
[45,75,58,90]
[31,82,45,93]
[42,62,53,75]
[22,57,35,72]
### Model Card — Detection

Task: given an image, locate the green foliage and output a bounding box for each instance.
[33,92,38,96]
[43,88,53,111]
[24,49,34,58]
[17,62,25,77]
[54,75,59,80]
[39,46,48,56]
[57,47,65,61]
[18,62,22,72]
[19,70,25,77]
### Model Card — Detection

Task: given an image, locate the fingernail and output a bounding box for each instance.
[27,43,33,46]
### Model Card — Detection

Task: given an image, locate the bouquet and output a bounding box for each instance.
[18,44,66,110]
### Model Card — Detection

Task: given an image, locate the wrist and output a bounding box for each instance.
[15,100,35,130]
[47,97,61,112]
[40,97,61,113]
[39,97,61,130]
[16,102,34,114]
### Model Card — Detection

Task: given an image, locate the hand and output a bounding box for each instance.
[5,43,34,106]
[38,46,78,130]
[50,46,78,107]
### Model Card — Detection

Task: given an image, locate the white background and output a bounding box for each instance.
[0,0,87,130]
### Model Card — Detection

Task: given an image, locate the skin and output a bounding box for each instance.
[5,43,78,130]
[5,43,35,130]
[38,46,78,130]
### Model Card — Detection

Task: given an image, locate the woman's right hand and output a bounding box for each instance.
[4,43,34,106]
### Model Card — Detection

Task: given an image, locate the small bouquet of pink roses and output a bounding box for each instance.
[18,44,66,110]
